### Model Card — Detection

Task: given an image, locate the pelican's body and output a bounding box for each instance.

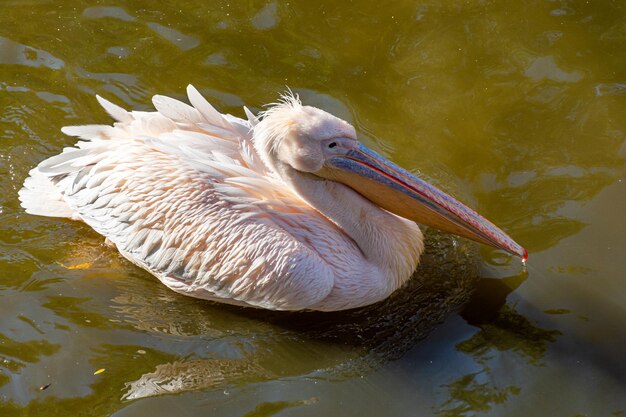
[19,87,524,311]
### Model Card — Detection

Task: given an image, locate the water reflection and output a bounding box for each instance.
[0,37,64,70]
[123,358,272,400]
[83,6,136,22]
[0,228,489,412]
[241,397,319,417]
[0,344,180,416]
[436,299,561,416]
[459,304,561,366]
[146,23,200,51]
[0,334,60,372]
[251,2,279,31]
[108,231,481,400]
[437,373,521,417]
[42,295,118,330]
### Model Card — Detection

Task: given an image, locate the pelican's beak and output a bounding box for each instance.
[320,143,527,260]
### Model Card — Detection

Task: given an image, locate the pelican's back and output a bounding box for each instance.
[19,86,351,310]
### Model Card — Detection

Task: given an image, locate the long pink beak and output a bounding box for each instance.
[323,143,527,260]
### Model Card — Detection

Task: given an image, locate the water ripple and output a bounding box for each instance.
[0,36,64,70]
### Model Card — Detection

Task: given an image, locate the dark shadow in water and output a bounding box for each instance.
[459,304,561,366]
[0,220,559,416]
[461,273,528,326]
[115,229,558,410]
[433,278,561,416]
[240,397,320,417]
[115,229,488,401]
[0,229,489,414]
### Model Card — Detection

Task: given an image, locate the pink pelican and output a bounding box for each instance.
[19,86,526,311]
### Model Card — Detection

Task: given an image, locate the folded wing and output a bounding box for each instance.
[19,86,336,310]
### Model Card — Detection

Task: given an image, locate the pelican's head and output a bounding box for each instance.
[254,93,526,260]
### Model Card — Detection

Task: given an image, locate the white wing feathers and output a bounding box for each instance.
[185,85,229,128]
[20,86,335,310]
[18,169,75,218]
[96,94,133,123]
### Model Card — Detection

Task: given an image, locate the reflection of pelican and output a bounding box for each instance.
[19,86,525,311]
[122,358,271,400]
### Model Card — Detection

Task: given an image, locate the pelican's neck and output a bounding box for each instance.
[274,162,424,287]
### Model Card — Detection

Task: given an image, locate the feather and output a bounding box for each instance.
[96,95,133,123]
[244,106,259,126]
[61,125,116,141]
[37,148,93,175]
[196,123,239,141]
[140,114,177,136]
[18,169,74,218]
[152,95,204,124]
[19,88,370,311]
[186,85,229,128]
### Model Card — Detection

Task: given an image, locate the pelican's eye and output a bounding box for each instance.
[328,142,337,149]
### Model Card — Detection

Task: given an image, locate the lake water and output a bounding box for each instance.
[1,1,625,416]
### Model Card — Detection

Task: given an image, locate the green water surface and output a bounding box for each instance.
[1,1,625,416]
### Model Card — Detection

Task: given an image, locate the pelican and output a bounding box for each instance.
[19,86,526,311]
